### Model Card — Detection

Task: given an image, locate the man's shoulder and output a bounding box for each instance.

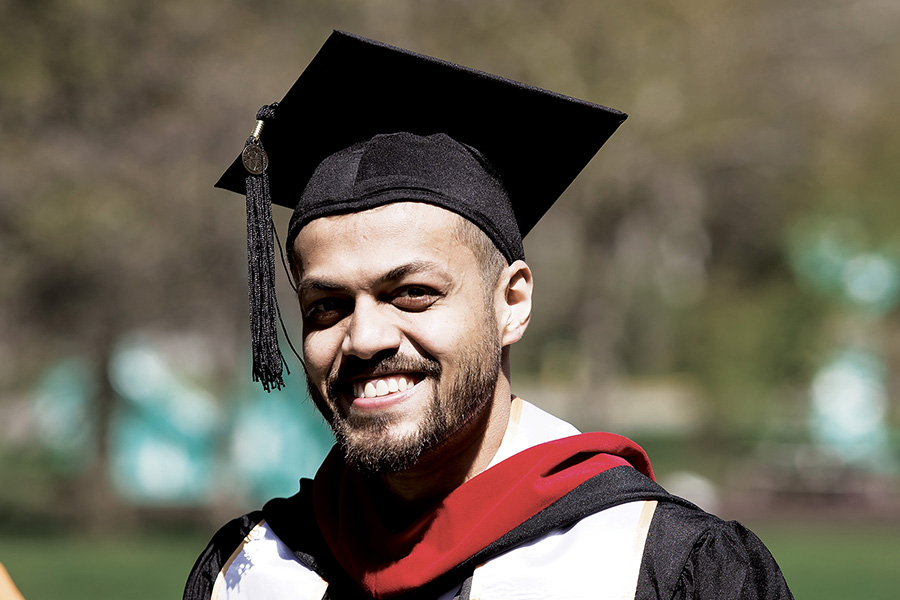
[183,491,333,600]
[476,464,793,600]
[183,511,265,600]
[638,498,794,600]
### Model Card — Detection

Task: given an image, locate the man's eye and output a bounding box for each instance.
[303,298,349,324]
[391,286,440,310]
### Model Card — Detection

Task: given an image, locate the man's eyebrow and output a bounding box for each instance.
[296,277,345,297]
[375,260,447,286]
[296,260,447,297]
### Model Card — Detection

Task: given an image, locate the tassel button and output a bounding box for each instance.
[242,143,268,175]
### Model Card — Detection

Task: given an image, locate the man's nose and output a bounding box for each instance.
[341,298,402,360]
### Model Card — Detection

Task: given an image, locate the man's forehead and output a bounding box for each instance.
[293,202,473,273]
[296,202,466,244]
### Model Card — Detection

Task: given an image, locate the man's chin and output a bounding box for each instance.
[338,423,432,476]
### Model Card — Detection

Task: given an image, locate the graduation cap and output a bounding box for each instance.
[217,30,627,391]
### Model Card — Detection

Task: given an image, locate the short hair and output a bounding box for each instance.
[452,216,508,298]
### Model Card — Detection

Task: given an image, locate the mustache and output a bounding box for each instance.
[326,351,442,397]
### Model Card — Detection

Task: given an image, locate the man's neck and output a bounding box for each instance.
[370,388,513,530]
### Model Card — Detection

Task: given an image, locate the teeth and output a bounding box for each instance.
[353,376,416,399]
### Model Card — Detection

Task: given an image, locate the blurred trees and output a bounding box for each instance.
[1,0,899,517]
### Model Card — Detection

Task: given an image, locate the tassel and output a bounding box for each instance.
[243,103,286,391]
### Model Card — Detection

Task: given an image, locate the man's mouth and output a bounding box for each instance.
[351,374,421,399]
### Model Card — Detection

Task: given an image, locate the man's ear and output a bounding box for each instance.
[498,260,533,346]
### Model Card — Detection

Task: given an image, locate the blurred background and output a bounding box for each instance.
[1,0,898,597]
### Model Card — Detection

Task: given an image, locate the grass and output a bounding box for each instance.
[1,521,898,599]
[748,521,900,600]
[0,533,208,600]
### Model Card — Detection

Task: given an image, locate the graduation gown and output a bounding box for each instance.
[184,400,793,600]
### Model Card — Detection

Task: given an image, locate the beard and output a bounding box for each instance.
[306,320,502,476]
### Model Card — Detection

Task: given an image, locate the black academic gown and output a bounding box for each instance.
[184,466,793,600]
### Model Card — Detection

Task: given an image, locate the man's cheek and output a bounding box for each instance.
[302,342,330,379]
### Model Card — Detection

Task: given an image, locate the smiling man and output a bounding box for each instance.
[295,200,517,485]
[184,32,792,600]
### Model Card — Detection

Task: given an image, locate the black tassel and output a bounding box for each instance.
[243,103,285,391]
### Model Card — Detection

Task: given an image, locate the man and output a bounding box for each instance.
[185,31,793,600]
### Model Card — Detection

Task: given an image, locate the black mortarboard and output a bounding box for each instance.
[216,30,626,391]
